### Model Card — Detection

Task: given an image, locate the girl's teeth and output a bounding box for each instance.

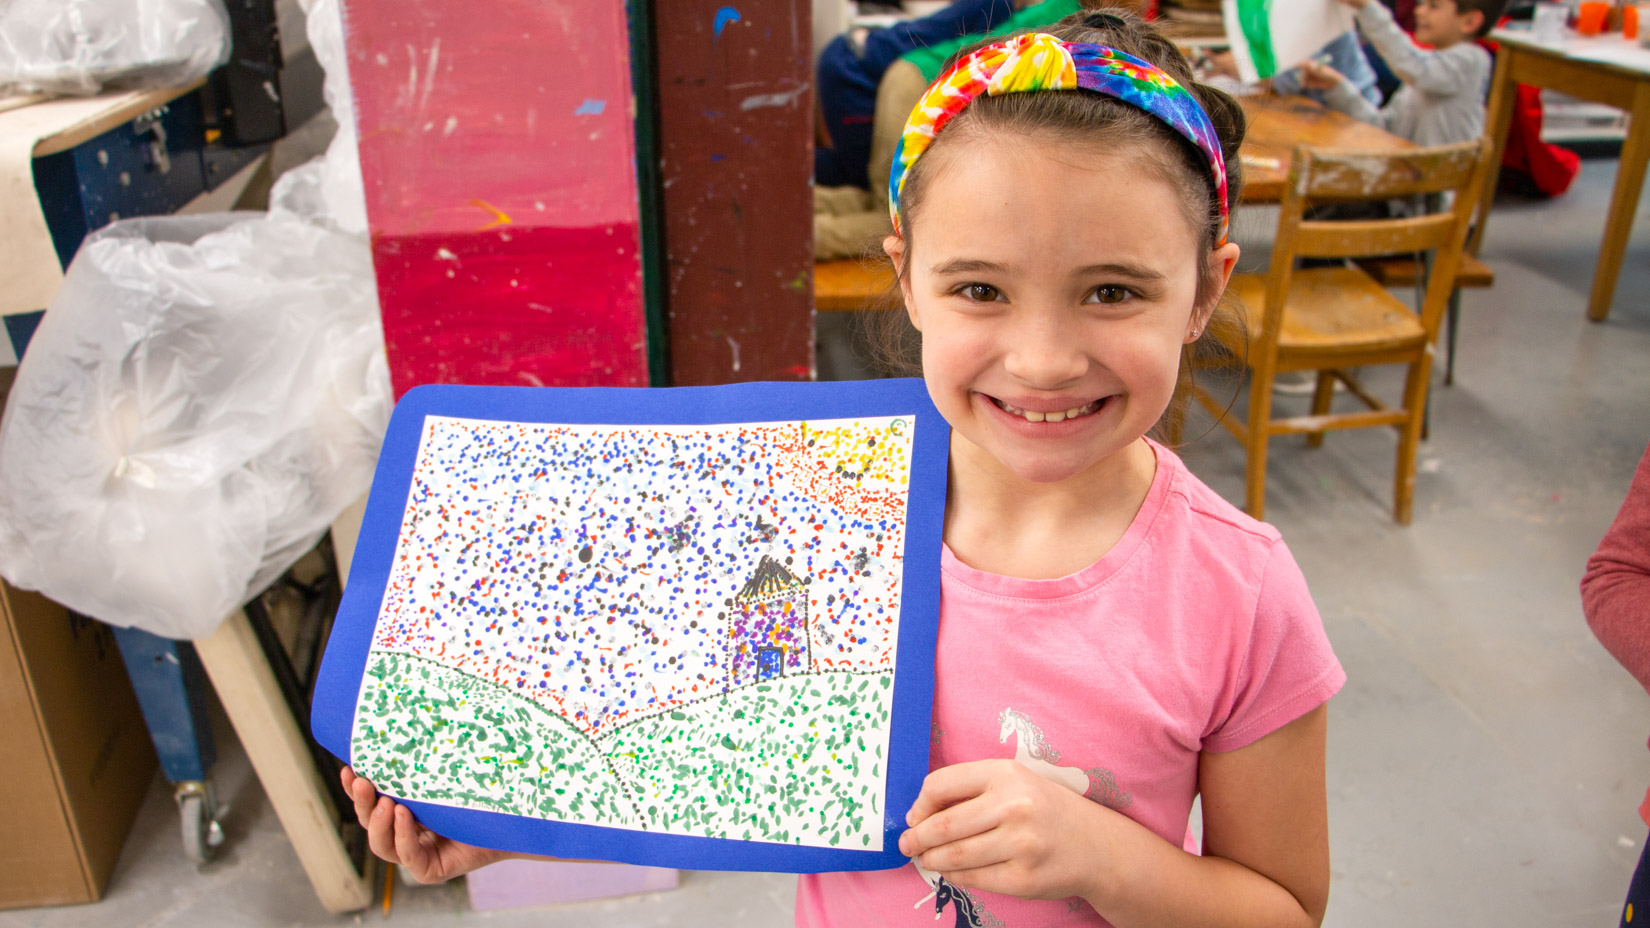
[995,398,1098,422]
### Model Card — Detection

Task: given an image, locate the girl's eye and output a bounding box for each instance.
[960,283,1002,302]
[1091,285,1131,304]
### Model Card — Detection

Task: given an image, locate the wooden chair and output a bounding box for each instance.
[1354,225,1494,386]
[1187,139,1494,524]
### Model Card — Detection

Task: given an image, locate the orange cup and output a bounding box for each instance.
[1625,4,1640,39]
[1577,0,1610,35]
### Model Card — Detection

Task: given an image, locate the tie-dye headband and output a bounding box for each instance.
[887,32,1230,245]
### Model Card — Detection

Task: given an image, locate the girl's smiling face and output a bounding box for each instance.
[888,131,1238,487]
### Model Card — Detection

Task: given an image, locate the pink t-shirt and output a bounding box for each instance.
[796,443,1345,927]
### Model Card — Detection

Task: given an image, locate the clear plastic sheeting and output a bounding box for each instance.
[0,0,231,96]
[0,214,392,639]
[270,0,366,235]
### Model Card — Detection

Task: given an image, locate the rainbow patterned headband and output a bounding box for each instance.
[887,33,1230,245]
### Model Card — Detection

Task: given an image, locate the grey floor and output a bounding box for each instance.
[8,155,1650,927]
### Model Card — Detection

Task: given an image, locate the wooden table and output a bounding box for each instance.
[1239,94,1417,202]
[1473,30,1650,321]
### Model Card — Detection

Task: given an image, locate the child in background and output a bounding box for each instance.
[814,0,1019,192]
[1581,442,1650,928]
[815,0,1151,260]
[1299,0,1507,146]
[345,11,1345,926]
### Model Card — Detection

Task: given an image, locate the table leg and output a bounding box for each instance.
[1469,45,1519,257]
[195,611,371,914]
[1588,82,1650,322]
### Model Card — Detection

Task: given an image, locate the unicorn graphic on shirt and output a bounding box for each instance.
[912,860,1003,928]
[997,708,1134,811]
[911,708,1133,925]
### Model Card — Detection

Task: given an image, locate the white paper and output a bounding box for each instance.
[350,414,920,850]
[1223,0,1357,83]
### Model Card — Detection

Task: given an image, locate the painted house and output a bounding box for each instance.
[728,555,810,686]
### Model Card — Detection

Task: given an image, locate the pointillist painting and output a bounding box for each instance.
[345,410,917,851]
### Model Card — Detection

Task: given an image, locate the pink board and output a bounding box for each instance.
[466,860,678,911]
[342,0,649,396]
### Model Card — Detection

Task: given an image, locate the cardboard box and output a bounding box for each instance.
[0,585,156,908]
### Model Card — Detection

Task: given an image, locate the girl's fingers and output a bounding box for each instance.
[900,793,1004,859]
[392,805,436,881]
[904,762,998,826]
[365,796,401,865]
[915,828,1016,876]
[348,774,380,830]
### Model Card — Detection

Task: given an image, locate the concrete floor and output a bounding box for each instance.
[7,155,1649,927]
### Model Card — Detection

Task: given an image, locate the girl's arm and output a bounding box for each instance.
[1092,704,1329,928]
[899,704,1329,928]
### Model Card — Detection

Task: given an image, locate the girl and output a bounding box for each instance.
[344,11,1343,927]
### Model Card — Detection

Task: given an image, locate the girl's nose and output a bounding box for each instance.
[1001,314,1087,388]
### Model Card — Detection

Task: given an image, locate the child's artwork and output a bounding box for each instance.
[1222,0,1356,83]
[312,380,948,872]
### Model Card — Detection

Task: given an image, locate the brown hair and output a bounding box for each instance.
[1454,0,1509,38]
[866,8,1249,441]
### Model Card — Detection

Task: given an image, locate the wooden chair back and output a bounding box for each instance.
[1253,138,1495,366]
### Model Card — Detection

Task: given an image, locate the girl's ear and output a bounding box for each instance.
[883,234,921,332]
[1189,241,1241,342]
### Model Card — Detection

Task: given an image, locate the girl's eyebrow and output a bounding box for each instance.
[930,258,1011,276]
[929,258,1166,281]
[1076,262,1167,281]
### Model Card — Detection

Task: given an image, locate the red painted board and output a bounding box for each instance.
[654,1,815,386]
[342,0,648,396]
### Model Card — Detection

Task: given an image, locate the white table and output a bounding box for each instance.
[1474,28,1650,321]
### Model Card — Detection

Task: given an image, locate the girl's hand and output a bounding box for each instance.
[1296,60,1347,92]
[897,759,1110,901]
[341,767,510,883]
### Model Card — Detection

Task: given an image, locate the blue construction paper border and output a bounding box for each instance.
[311,379,948,873]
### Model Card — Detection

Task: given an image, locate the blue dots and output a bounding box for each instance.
[375,416,913,735]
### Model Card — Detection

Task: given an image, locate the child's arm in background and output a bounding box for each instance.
[1582,443,1650,691]
[1341,0,1484,96]
[1298,60,1391,130]
[900,705,1329,928]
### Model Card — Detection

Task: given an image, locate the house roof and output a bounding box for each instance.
[737,555,803,603]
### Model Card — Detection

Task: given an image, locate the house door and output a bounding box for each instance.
[756,647,784,681]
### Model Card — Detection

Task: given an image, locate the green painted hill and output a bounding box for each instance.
[352,651,642,827]
[350,651,895,849]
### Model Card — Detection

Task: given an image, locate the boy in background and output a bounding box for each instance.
[1300,0,1507,147]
